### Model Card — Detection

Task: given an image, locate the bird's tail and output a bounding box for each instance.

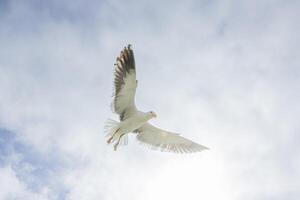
[104,119,128,145]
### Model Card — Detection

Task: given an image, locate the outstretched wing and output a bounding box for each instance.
[112,45,138,121]
[135,123,209,153]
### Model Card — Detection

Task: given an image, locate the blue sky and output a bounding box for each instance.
[0,0,299,199]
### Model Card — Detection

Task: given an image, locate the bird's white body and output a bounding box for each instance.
[119,112,150,134]
[106,112,153,149]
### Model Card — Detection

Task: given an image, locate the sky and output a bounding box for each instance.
[0,0,299,199]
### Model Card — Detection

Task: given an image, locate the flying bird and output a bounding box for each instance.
[106,44,209,153]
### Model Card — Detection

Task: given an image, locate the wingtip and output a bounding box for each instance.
[123,44,132,50]
[202,146,210,151]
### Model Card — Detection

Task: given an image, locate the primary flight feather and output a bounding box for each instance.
[106,44,209,153]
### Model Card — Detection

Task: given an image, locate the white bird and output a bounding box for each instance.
[106,44,209,153]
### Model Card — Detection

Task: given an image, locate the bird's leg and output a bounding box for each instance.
[113,133,126,151]
[113,143,119,151]
[107,128,120,144]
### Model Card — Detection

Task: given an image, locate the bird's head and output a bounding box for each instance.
[147,111,157,119]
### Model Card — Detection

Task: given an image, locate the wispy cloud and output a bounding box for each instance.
[0,0,299,199]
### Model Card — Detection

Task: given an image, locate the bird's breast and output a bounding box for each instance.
[121,116,147,133]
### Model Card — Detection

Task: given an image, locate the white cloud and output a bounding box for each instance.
[0,0,299,199]
[0,166,48,200]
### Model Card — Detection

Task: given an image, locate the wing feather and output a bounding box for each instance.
[112,45,138,121]
[135,123,209,153]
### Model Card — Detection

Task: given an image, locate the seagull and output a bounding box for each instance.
[106,44,209,153]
